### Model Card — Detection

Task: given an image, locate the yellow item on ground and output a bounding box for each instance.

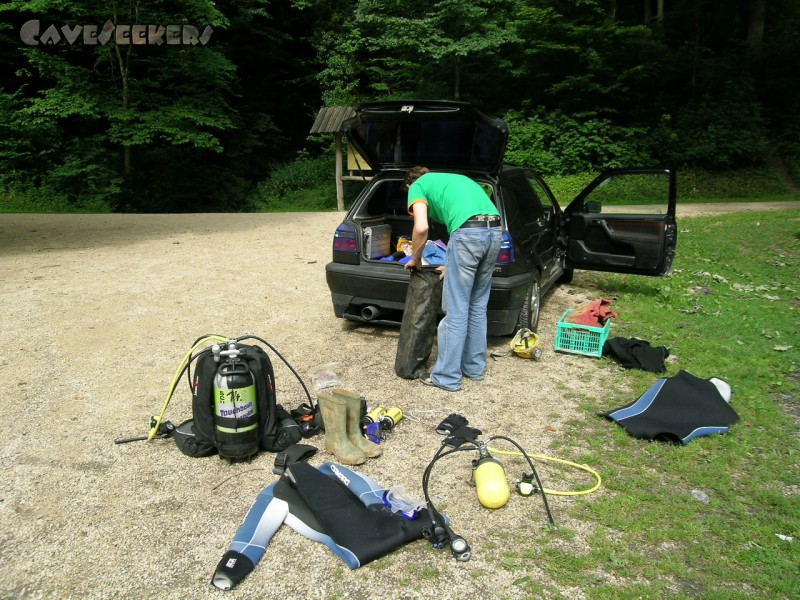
[510,328,542,359]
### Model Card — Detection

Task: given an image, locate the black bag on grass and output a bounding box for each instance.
[395,268,443,379]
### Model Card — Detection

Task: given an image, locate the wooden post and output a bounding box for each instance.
[335,133,345,211]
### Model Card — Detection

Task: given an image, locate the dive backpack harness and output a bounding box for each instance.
[142,334,315,460]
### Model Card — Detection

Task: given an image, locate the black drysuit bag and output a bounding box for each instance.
[394,268,442,379]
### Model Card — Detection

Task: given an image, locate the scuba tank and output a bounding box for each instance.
[472,443,510,509]
[212,343,260,460]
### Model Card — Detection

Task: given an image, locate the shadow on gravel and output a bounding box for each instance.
[3,202,798,258]
[0,213,312,257]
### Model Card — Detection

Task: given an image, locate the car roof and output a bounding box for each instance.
[342,100,508,175]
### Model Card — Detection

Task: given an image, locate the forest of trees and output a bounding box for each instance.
[1,0,798,212]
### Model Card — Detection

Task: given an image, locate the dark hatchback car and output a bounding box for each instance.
[325,101,677,337]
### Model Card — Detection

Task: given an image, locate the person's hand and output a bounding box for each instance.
[436,265,446,281]
[404,258,419,272]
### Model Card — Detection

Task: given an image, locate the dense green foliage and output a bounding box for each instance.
[251,151,336,211]
[1,0,317,212]
[1,0,798,212]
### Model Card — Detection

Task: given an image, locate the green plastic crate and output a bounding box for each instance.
[554,308,611,358]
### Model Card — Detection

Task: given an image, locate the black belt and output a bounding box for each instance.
[459,215,500,228]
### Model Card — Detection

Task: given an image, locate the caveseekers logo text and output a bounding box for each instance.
[20,19,213,47]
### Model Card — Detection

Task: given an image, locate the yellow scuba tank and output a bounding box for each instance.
[473,445,510,509]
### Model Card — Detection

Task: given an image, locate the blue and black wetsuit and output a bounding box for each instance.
[212,462,436,590]
[600,370,738,444]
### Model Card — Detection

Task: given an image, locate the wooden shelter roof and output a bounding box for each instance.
[309,106,356,134]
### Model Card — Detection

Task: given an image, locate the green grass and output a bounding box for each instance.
[678,167,794,201]
[509,210,800,598]
[1,186,112,213]
[2,165,796,213]
[546,167,795,205]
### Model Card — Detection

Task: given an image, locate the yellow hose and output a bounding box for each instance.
[487,445,602,496]
[147,335,229,441]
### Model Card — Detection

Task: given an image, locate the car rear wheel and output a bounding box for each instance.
[517,275,541,332]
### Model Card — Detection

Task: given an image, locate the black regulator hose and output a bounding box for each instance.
[421,441,479,561]
[190,333,227,348]
[488,435,556,528]
[237,335,315,411]
[182,334,315,414]
[149,334,314,443]
[420,434,558,561]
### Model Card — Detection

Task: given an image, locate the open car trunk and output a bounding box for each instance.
[350,176,452,263]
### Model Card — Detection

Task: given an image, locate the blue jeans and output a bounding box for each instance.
[431,226,502,390]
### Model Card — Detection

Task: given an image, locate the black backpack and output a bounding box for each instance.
[173,341,301,460]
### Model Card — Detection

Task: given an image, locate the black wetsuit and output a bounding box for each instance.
[212,461,436,590]
[600,370,739,444]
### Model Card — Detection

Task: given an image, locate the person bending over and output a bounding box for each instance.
[404,166,502,392]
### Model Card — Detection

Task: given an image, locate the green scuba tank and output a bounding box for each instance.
[213,348,259,460]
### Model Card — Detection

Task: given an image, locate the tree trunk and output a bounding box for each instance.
[453,55,461,101]
[114,5,136,176]
[114,44,133,176]
[747,0,766,58]
[644,0,664,26]
[335,133,344,211]
[691,0,700,92]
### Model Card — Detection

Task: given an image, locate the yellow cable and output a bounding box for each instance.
[147,335,229,441]
[487,445,602,496]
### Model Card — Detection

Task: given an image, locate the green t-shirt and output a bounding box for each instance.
[407,172,499,234]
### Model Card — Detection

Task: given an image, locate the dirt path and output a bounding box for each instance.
[675,200,800,216]
[0,202,797,599]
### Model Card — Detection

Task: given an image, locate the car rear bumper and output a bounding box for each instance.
[325,261,531,337]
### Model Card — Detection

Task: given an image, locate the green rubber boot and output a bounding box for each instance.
[317,392,366,465]
[332,388,382,459]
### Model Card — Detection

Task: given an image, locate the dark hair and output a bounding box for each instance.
[405,166,430,188]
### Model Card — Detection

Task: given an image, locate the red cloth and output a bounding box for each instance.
[565,299,617,327]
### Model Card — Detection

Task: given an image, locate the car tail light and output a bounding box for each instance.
[495,231,515,264]
[333,222,358,253]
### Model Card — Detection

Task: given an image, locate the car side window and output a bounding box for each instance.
[527,175,556,221]
[500,171,545,233]
[581,172,671,215]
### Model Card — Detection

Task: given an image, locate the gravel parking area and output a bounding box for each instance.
[1,203,796,599]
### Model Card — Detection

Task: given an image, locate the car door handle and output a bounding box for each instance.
[591,219,615,236]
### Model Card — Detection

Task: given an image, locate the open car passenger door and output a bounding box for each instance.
[563,168,677,276]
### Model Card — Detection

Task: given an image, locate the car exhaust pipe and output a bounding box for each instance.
[361,305,384,321]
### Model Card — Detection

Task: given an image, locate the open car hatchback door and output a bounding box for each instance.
[563,168,678,276]
[342,100,508,174]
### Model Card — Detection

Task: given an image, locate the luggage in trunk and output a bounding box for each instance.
[364,224,392,259]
